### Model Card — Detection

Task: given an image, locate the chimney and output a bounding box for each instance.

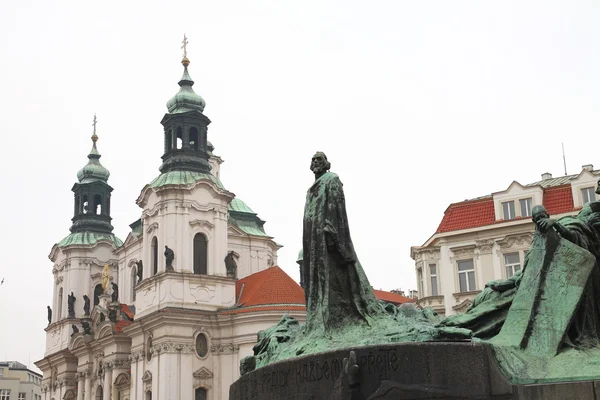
[582,164,594,172]
[541,172,552,180]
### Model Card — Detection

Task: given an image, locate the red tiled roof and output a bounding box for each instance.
[235,266,306,307]
[543,184,574,215]
[219,305,306,315]
[373,289,414,305]
[435,184,577,234]
[436,197,495,233]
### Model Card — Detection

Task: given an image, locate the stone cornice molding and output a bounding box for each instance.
[496,233,533,250]
[475,240,494,255]
[449,245,476,261]
[189,219,215,229]
[145,221,159,234]
[210,343,240,355]
[152,342,195,354]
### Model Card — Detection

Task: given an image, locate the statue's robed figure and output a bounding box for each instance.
[302,152,382,332]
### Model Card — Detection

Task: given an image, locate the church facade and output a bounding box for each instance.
[35,52,307,400]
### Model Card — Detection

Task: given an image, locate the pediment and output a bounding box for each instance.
[193,367,213,379]
[142,370,152,382]
[227,225,246,237]
[122,232,141,248]
[452,299,473,313]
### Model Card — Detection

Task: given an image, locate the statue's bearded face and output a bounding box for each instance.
[310,153,328,174]
[532,208,549,224]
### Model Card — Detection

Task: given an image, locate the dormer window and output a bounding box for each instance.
[582,187,596,205]
[519,198,532,217]
[502,201,516,220]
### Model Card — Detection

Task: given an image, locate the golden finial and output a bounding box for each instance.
[181,34,190,67]
[91,113,98,142]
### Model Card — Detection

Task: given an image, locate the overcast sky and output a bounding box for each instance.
[0,0,599,371]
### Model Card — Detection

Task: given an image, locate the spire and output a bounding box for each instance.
[166,35,206,114]
[77,114,110,183]
[70,115,115,235]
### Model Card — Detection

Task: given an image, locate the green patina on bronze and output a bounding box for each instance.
[240,158,600,385]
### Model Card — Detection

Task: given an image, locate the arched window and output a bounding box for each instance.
[57,288,63,319]
[195,388,207,400]
[195,333,208,358]
[189,127,199,151]
[94,284,103,307]
[95,385,103,400]
[82,195,89,214]
[176,127,183,150]
[146,391,152,400]
[94,194,102,215]
[146,337,153,362]
[151,237,158,275]
[193,233,208,275]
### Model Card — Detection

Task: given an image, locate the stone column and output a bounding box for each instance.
[84,373,91,400]
[103,366,112,400]
[77,374,84,400]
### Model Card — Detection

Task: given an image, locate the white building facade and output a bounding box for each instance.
[35,53,306,400]
[411,167,600,317]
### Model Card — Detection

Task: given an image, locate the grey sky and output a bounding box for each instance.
[0,0,599,370]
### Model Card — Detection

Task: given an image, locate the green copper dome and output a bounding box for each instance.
[77,133,110,183]
[166,57,206,114]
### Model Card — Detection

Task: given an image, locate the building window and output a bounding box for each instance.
[0,390,11,400]
[195,388,207,400]
[417,267,423,297]
[504,252,521,277]
[429,264,438,296]
[151,237,158,275]
[195,333,209,358]
[457,260,476,292]
[18,393,25,400]
[520,198,533,217]
[193,233,208,275]
[582,187,596,205]
[146,337,153,362]
[502,201,516,220]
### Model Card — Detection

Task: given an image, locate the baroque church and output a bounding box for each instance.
[34,49,308,400]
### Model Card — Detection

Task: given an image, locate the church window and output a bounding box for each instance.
[0,389,11,400]
[193,233,208,275]
[132,266,137,301]
[95,385,103,400]
[94,284,103,306]
[146,337,153,362]
[57,288,63,319]
[195,333,208,358]
[195,388,207,400]
[176,127,183,149]
[189,127,199,151]
[94,194,102,215]
[145,392,152,400]
[457,260,476,292]
[152,237,158,275]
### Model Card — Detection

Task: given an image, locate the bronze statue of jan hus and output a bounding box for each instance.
[302,152,382,332]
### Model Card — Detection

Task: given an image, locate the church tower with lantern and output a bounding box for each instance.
[36,37,307,400]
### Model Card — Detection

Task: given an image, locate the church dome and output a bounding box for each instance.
[77,133,110,183]
[166,57,206,114]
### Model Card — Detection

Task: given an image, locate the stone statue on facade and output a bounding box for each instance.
[67,292,76,318]
[224,251,238,278]
[47,306,52,325]
[101,264,111,294]
[99,312,105,322]
[111,283,119,303]
[71,324,79,336]
[164,246,175,271]
[136,260,143,284]
[108,309,118,323]
[81,320,92,335]
[83,295,90,316]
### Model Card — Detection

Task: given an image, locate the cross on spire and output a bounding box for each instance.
[181,34,189,59]
[92,113,97,135]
